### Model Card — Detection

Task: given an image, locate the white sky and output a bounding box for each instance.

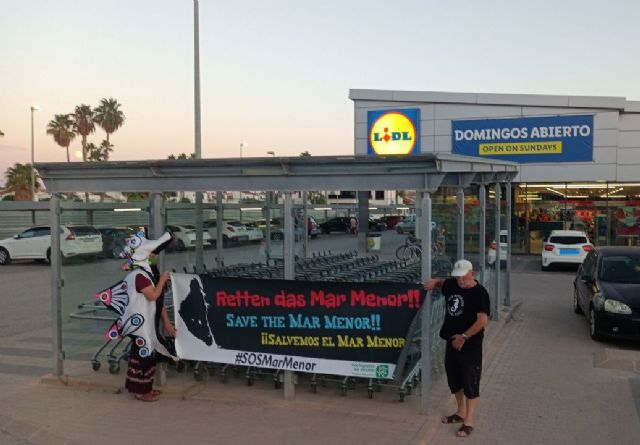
[1,0,639,186]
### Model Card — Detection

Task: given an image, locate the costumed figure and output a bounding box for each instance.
[95,230,175,402]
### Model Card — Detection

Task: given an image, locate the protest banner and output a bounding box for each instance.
[171,274,424,379]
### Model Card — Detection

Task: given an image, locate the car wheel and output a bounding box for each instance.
[176,239,186,251]
[0,247,11,265]
[573,287,583,314]
[272,232,284,241]
[589,306,602,341]
[396,227,404,234]
[46,248,51,265]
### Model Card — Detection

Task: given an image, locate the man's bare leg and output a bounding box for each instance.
[454,389,467,417]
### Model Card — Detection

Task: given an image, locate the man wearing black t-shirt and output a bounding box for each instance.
[424,259,490,438]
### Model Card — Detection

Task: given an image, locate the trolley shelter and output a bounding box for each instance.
[36,153,518,412]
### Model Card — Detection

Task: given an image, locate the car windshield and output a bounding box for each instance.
[549,235,588,245]
[600,254,640,283]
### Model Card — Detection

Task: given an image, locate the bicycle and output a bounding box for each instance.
[395,235,452,274]
[395,235,422,261]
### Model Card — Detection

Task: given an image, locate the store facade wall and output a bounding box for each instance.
[350,90,640,253]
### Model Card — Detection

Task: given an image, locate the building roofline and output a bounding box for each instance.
[349,89,632,111]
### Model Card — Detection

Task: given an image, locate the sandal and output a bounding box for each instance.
[134,393,159,402]
[441,414,464,424]
[456,424,473,437]
[151,389,162,396]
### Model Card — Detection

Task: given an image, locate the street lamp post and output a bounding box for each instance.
[193,0,203,272]
[30,106,40,201]
[240,141,248,158]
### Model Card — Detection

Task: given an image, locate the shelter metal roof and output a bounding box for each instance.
[36,154,518,193]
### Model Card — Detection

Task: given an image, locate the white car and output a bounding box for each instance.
[243,222,265,242]
[166,224,212,250]
[205,220,250,245]
[487,230,508,266]
[541,230,593,271]
[0,225,103,265]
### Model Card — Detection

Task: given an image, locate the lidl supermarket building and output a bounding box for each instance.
[350,89,640,254]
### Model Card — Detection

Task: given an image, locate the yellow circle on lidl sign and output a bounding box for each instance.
[369,112,417,155]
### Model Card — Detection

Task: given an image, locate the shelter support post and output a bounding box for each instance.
[493,184,501,321]
[456,187,464,260]
[302,191,309,258]
[357,191,369,253]
[479,184,486,285]
[150,193,168,386]
[283,192,295,399]
[50,195,63,376]
[195,192,204,273]
[265,192,272,262]
[149,193,166,271]
[505,182,512,306]
[216,193,224,269]
[419,191,432,414]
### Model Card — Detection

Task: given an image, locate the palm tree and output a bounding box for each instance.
[99,139,114,160]
[46,114,76,162]
[94,98,125,160]
[72,104,95,162]
[4,163,39,201]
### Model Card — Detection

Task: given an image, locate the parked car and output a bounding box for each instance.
[395,215,415,234]
[541,230,592,271]
[166,224,212,250]
[318,216,385,234]
[319,217,351,234]
[243,221,265,242]
[377,215,403,229]
[96,226,134,258]
[204,220,249,245]
[254,218,282,235]
[487,230,508,266]
[368,217,387,232]
[0,225,103,265]
[573,246,640,341]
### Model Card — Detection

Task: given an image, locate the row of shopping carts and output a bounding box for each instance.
[83,250,449,400]
[185,250,451,283]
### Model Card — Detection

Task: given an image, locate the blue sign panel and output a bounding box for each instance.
[452,115,593,163]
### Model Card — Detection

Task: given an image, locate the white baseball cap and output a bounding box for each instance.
[451,259,473,277]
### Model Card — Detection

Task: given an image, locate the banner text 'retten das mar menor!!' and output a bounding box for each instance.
[171,274,424,379]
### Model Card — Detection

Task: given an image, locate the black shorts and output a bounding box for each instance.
[444,342,482,399]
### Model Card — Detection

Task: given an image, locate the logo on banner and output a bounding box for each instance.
[375,364,390,378]
[368,109,419,156]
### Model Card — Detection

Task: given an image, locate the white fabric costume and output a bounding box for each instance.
[96,231,174,359]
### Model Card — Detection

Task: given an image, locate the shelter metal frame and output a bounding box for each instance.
[35,153,518,412]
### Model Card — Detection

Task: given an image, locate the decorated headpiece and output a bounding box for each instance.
[121,230,172,272]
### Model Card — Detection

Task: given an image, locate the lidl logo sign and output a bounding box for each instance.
[368,108,420,156]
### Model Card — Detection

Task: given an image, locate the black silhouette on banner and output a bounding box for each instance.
[172,274,424,378]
